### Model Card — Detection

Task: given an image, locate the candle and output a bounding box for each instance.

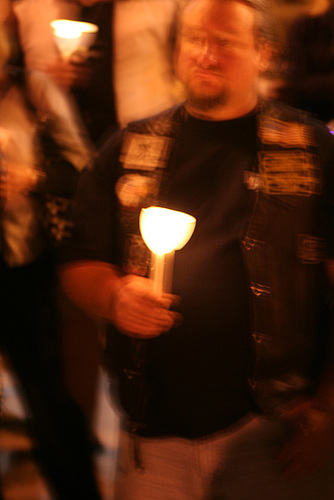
[50,19,98,60]
[140,206,196,293]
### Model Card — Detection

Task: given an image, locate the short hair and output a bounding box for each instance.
[179,0,277,46]
[235,0,275,44]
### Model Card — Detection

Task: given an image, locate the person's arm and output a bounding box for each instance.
[43,60,92,92]
[278,260,334,478]
[59,260,180,339]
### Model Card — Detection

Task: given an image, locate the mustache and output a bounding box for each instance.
[192,66,224,77]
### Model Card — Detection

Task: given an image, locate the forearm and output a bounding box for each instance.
[59,260,180,338]
[59,260,124,323]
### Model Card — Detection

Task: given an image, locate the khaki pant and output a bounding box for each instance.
[114,414,334,500]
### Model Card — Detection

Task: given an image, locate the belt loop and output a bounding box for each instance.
[133,434,145,473]
[129,422,145,473]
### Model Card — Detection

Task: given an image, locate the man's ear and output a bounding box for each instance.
[257,41,273,74]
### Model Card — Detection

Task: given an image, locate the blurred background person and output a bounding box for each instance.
[12,0,95,163]
[0,9,103,499]
[12,0,185,155]
[12,0,185,140]
[11,0,185,435]
[17,0,119,146]
[11,0,112,430]
[113,0,185,128]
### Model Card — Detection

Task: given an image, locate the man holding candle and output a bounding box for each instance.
[60,0,334,498]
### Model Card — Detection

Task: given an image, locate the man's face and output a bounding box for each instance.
[175,0,269,117]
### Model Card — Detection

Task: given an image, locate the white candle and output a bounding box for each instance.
[140,206,196,294]
[50,19,98,60]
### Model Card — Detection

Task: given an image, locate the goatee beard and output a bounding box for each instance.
[186,90,228,112]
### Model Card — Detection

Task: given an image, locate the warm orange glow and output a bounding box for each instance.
[140,207,196,293]
[50,19,98,59]
[140,206,196,256]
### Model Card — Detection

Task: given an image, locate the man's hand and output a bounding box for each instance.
[60,262,182,338]
[43,60,92,91]
[111,274,181,339]
[278,398,334,479]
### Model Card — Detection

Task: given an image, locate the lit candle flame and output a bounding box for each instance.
[140,206,196,293]
[50,19,98,59]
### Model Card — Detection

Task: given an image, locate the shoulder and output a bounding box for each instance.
[261,99,316,122]
[126,104,185,136]
[84,104,184,175]
[259,99,334,168]
[261,99,332,134]
[97,128,124,157]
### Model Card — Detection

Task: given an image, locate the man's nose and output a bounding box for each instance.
[197,41,219,66]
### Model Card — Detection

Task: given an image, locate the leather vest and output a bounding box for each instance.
[105,101,332,431]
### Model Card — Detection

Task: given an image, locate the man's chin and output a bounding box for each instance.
[187,91,228,112]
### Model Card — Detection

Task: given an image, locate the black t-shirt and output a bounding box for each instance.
[143,112,258,436]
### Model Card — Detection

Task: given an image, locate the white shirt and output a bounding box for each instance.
[113,0,185,127]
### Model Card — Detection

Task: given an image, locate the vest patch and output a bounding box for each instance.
[259,117,316,148]
[259,151,321,196]
[298,234,324,264]
[116,174,158,209]
[120,132,173,170]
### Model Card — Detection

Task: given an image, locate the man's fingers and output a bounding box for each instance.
[121,306,180,336]
[111,275,182,338]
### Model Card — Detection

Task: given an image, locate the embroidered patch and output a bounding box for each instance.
[259,152,321,196]
[259,117,316,148]
[120,132,173,170]
[298,234,324,264]
[123,234,151,276]
[116,174,158,209]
